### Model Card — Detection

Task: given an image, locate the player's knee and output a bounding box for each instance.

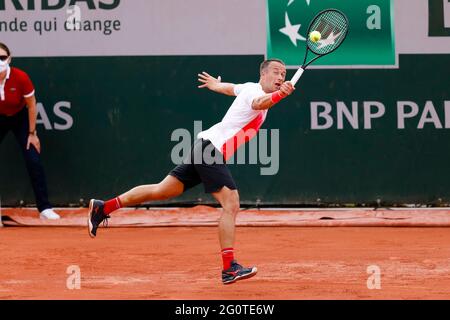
[223,200,240,216]
[154,184,170,199]
[153,176,184,200]
[222,190,240,215]
[154,183,180,200]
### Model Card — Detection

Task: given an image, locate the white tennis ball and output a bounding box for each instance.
[309,30,321,43]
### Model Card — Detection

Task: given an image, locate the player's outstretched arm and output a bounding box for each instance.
[252,81,295,110]
[198,71,236,96]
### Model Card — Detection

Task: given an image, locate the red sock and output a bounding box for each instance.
[103,197,122,215]
[221,248,234,270]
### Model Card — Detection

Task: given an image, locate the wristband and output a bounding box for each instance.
[271,91,285,104]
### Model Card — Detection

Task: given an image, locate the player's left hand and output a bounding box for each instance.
[279,81,295,97]
[198,71,221,90]
[27,134,41,154]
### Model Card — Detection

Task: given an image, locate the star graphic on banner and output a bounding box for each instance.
[287,0,311,6]
[316,31,341,49]
[279,12,306,46]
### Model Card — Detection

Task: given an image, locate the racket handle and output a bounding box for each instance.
[290,67,304,86]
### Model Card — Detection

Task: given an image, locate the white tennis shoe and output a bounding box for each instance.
[40,209,61,220]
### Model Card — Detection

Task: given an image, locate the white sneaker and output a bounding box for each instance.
[40,209,61,220]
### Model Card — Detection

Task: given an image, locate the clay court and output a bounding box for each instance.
[1,207,449,300]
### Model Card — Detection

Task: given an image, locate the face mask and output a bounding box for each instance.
[0,59,9,73]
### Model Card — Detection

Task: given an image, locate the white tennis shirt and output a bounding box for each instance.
[197,82,268,160]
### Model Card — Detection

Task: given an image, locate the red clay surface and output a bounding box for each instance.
[3,207,450,227]
[0,226,449,299]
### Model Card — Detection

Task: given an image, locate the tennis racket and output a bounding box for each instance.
[290,9,349,86]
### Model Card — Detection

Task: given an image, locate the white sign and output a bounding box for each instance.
[0,0,264,57]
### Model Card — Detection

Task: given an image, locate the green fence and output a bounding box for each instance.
[1,54,449,206]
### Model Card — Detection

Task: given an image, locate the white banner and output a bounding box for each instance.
[0,0,265,57]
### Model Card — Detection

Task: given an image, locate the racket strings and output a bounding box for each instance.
[307,10,348,55]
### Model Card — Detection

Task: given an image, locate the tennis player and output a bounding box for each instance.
[88,59,295,284]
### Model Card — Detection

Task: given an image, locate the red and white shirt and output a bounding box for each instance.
[197,82,268,160]
[0,66,35,116]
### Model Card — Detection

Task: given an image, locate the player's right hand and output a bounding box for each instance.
[279,81,295,97]
[198,71,221,90]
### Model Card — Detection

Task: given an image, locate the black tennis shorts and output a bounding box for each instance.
[169,139,237,193]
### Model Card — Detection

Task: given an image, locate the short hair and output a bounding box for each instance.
[0,42,11,56]
[260,59,285,73]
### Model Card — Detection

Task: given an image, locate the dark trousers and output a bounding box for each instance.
[0,108,52,212]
